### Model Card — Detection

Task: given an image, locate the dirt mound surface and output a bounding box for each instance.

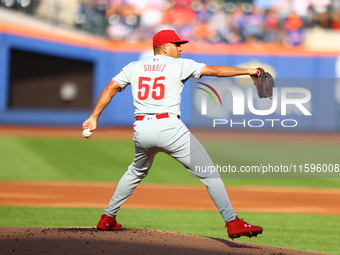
[0,227,327,255]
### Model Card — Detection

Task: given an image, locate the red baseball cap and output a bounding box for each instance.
[153,30,189,47]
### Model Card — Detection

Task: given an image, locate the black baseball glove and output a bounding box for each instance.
[250,67,275,99]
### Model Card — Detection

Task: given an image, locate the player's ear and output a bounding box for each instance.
[161,44,168,54]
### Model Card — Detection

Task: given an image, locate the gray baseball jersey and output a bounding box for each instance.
[104,54,237,223]
[112,55,205,116]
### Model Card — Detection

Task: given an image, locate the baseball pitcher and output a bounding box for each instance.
[82,30,266,239]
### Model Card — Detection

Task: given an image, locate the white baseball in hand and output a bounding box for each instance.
[82,128,92,138]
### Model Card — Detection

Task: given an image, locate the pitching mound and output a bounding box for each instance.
[0,227,326,255]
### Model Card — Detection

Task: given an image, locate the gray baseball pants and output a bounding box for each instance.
[104,115,237,222]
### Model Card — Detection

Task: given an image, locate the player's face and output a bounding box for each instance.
[166,43,183,58]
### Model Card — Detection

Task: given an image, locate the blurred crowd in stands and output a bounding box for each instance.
[74,0,340,46]
[0,0,41,15]
[2,0,340,46]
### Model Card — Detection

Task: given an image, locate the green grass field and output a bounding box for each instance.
[1,136,339,187]
[0,135,339,254]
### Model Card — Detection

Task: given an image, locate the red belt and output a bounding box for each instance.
[135,113,178,121]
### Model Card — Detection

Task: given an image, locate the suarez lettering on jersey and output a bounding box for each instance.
[143,64,166,72]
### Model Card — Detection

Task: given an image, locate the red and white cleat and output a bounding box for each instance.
[97,214,122,230]
[226,217,263,239]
